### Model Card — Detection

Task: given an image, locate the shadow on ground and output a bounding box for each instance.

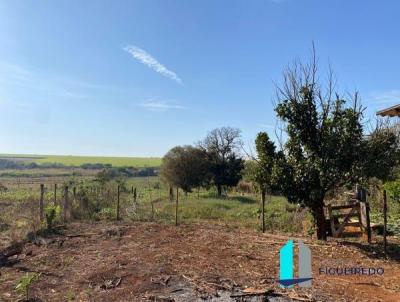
[341,239,400,263]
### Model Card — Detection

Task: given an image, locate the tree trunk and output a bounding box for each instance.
[314,206,327,240]
[261,188,266,233]
[217,184,222,197]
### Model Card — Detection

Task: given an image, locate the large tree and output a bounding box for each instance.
[273,51,366,240]
[161,145,210,226]
[199,127,244,197]
[161,145,209,193]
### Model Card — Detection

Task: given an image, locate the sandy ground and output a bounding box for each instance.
[1,221,399,302]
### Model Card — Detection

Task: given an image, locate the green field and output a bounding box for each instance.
[0,154,162,168]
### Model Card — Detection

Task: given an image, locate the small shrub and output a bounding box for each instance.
[45,204,61,230]
[98,207,116,220]
[384,180,400,203]
[0,182,7,192]
[15,272,40,297]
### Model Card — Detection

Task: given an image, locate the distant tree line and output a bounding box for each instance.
[0,158,158,177]
[0,159,65,169]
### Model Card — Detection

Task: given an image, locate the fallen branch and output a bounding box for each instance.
[230,288,273,298]
[15,266,63,278]
[274,291,314,302]
[0,243,23,267]
[64,232,98,238]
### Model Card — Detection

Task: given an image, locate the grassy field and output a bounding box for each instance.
[0,154,162,168]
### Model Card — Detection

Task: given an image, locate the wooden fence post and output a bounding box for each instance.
[54,183,57,205]
[261,189,266,233]
[39,184,44,222]
[169,187,173,202]
[365,200,371,243]
[383,189,387,257]
[116,185,120,220]
[359,188,371,243]
[63,186,69,222]
[133,187,137,203]
[175,187,179,226]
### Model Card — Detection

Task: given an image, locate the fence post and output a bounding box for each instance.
[54,183,57,205]
[175,187,179,226]
[63,186,69,222]
[366,199,371,243]
[116,185,120,220]
[133,187,137,203]
[383,189,387,257]
[169,187,174,202]
[39,184,44,222]
[261,189,266,233]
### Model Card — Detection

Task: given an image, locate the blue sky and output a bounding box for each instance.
[0,0,399,157]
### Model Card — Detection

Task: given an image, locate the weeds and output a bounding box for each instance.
[15,272,40,298]
[45,204,61,230]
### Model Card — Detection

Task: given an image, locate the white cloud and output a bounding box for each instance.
[259,123,274,129]
[364,89,400,107]
[138,100,186,112]
[123,45,183,85]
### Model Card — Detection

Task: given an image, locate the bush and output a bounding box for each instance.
[45,204,61,230]
[15,272,40,297]
[98,207,116,220]
[384,179,400,203]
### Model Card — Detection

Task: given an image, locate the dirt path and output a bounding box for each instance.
[1,222,399,301]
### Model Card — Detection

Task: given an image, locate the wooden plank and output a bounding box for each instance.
[345,222,361,227]
[330,204,357,210]
[335,205,358,237]
[332,212,359,218]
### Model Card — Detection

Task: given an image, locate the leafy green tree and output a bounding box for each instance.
[199,127,244,197]
[253,132,277,232]
[161,145,210,226]
[161,146,209,193]
[362,126,400,182]
[273,52,366,240]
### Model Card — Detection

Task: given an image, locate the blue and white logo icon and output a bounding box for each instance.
[278,240,312,287]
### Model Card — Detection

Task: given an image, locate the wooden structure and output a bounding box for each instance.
[326,189,371,242]
[376,104,400,117]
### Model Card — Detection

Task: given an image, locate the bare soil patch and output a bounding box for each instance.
[1,222,399,301]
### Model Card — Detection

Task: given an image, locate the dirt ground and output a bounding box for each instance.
[1,221,400,302]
